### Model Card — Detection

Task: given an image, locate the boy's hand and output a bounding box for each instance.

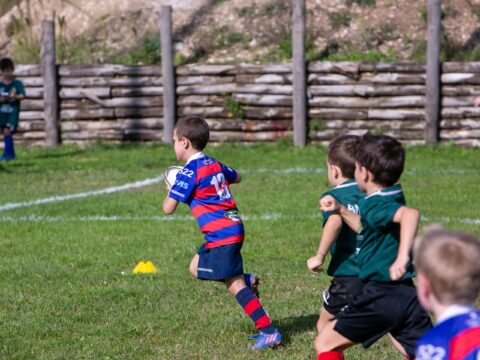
[307,254,325,274]
[389,255,409,280]
[319,195,340,212]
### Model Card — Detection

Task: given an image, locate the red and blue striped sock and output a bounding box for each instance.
[235,287,275,334]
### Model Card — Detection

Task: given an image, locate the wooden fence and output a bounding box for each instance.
[12,61,480,147]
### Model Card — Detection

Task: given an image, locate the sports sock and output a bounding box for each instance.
[244,273,253,288]
[235,287,275,334]
[316,351,345,360]
[4,135,14,158]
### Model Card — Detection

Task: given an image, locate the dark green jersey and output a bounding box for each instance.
[322,179,364,277]
[357,184,416,282]
[0,79,26,127]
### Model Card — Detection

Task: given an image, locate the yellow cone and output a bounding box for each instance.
[132,260,159,274]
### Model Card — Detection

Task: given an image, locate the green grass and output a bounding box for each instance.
[0,143,479,359]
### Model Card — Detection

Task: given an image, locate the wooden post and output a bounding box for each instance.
[41,20,59,147]
[292,0,307,147]
[161,5,175,144]
[425,0,441,145]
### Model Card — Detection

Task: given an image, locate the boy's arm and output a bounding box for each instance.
[307,214,342,274]
[320,195,362,233]
[231,171,241,184]
[389,205,420,281]
[163,192,179,215]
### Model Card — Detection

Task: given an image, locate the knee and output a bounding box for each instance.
[314,334,333,354]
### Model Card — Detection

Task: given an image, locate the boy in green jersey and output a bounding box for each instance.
[307,135,364,335]
[314,134,431,360]
[0,58,26,160]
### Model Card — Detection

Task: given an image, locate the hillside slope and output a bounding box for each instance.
[1,0,480,64]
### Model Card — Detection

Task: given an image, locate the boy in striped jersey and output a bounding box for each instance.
[162,117,282,349]
[415,227,480,360]
[307,135,364,335]
[314,134,431,360]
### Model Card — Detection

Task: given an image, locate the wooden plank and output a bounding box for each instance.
[60,108,115,120]
[177,106,227,118]
[309,96,425,108]
[367,109,425,120]
[308,73,357,85]
[441,119,480,129]
[244,106,293,119]
[321,119,425,130]
[360,62,425,73]
[308,85,425,97]
[22,99,46,111]
[19,111,44,120]
[59,87,111,99]
[176,64,236,75]
[15,77,44,87]
[206,119,292,131]
[442,62,480,73]
[59,76,163,87]
[236,74,292,84]
[309,108,368,120]
[360,73,425,84]
[442,86,480,96]
[236,64,292,74]
[14,65,42,76]
[441,73,480,84]
[177,84,236,95]
[210,130,292,141]
[234,94,292,106]
[114,107,163,118]
[59,65,162,77]
[111,87,163,97]
[177,75,235,86]
[103,97,163,107]
[308,61,360,74]
[177,95,225,107]
[441,107,480,118]
[236,84,292,95]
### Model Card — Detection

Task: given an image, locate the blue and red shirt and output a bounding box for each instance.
[416,306,480,360]
[168,152,244,249]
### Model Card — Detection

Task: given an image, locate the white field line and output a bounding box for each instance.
[0,165,477,213]
[0,176,164,212]
[0,213,479,226]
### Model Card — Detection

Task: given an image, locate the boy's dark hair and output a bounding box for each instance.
[356,133,405,187]
[327,135,360,179]
[175,117,209,150]
[0,58,14,71]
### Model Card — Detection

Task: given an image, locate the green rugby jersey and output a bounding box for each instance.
[0,79,26,127]
[357,184,416,282]
[322,179,364,277]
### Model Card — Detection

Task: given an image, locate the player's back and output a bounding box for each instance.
[416,309,480,360]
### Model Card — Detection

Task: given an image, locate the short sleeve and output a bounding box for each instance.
[320,191,336,226]
[169,166,196,203]
[361,198,402,230]
[219,162,237,183]
[15,80,25,95]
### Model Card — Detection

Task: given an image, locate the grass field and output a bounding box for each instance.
[1,142,479,359]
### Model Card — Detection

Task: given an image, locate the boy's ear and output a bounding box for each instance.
[416,272,433,312]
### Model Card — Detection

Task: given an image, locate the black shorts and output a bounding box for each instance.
[322,276,364,316]
[334,280,432,359]
[196,242,244,281]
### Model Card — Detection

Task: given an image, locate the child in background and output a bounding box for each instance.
[415,227,480,360]
[306,135,364,335]
[0,58,25,161]
[315,134,431,360]
[162,117,282,349]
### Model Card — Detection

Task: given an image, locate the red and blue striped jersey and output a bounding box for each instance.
[416,309,480,360]
[168,153,244,249]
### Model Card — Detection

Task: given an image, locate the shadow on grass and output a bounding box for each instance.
[277,313,318,343]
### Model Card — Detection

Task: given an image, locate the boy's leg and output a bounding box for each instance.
[317,308,335,335]
[3,127,14,159]
[227,275,282,348]
[314,319,355,359]
[387,334,408,358]
[243,273,260,298]
[189,254,199,277]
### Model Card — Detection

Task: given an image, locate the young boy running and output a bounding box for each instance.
[415,227,480,360]
[162,117,282,349]
[315,134,431,360]
[306,135,364,335]
[0,58,26,161]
